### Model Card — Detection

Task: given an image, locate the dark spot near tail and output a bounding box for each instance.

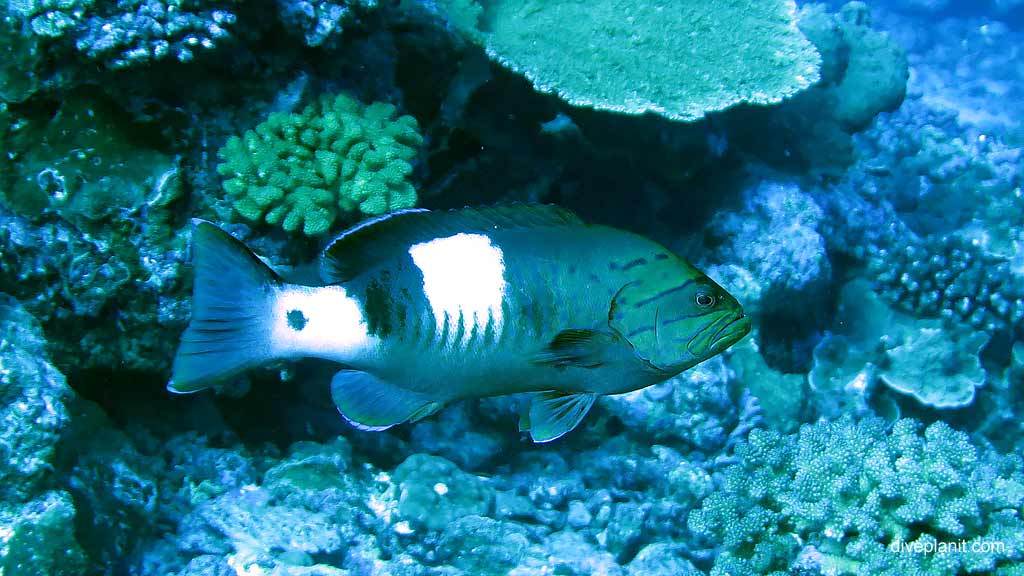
[654,253,670,261]
[287,309,308,331]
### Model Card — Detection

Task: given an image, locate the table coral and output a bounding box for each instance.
[217,92,423,236]
[472,0,821,122]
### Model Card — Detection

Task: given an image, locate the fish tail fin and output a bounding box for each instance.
[169,220,280,393]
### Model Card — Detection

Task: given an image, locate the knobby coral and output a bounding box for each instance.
[7,0,240,69]
[871,234,1024,335]
[217,92,423,236]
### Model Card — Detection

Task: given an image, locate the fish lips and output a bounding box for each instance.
[687,313,751,356]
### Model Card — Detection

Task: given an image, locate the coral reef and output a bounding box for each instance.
[869,226,1024,336]
[217,92,424,236]
[728,340,806,432]
[277,0,378,47]
[689,417,1024,576]
[879,325,988,408]
[0,90,188,375]
[3,90,178,219]
[809,279,993,412]
[728,1,909,175]
[0,296,87,575]
[706,180,829,294]
[7,0,240,69]
[0,0,1021,574]
[470,0,821,121]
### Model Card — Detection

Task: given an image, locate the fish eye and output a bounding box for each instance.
[695,292,715,308]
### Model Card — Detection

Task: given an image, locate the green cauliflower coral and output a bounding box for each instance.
[217,93,423,236]
[689,417,1024,576]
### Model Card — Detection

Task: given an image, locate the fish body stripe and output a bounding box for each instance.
[453,309,467,348]
[626,308,717,338]
[484,307,497,347]
[610,257,648,271]
[633,279,696,308]
[661,309,717,327]
[499,296,513,346]
[416,308,433,350]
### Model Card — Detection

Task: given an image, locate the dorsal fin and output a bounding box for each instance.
[321,204,584,283]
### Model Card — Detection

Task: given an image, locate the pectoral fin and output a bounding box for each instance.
[533,329,620,368]
[521,391,597,443]
[330,370,442,431]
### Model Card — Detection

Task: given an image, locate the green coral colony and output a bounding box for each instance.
[218,92,424,236]
[1,0,1024,574]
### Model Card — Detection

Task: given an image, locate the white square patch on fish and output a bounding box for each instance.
[409,233,506,346]
[271,285,375,360]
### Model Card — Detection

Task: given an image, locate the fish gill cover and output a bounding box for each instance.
[0,0,1023,575]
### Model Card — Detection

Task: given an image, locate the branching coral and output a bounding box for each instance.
[6,0,240,69]
[870,234,1024,334]
[217,92,423,236]
[689,417,1024,576]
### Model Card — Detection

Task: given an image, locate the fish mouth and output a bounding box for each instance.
[710,314,751,352]
[687,313,751,356]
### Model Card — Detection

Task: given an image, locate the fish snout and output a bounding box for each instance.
[710,314,751,352]
[687,312,751,357]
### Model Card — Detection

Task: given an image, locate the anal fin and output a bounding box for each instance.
[522,391,597,443]
[330,370,442,431]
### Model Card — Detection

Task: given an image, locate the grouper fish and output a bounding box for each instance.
[170,205,750,442]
